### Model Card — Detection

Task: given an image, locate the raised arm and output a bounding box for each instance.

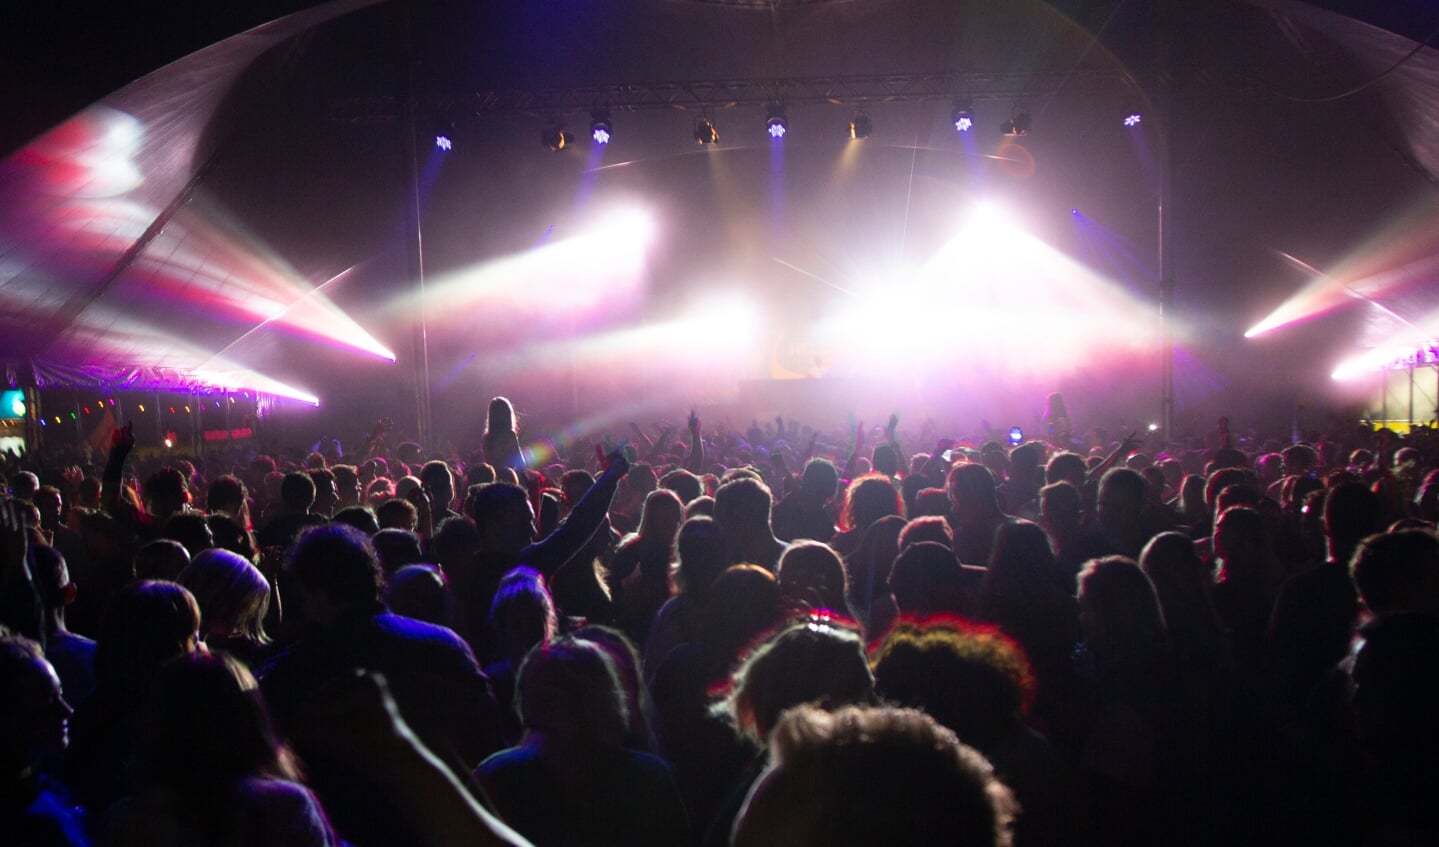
[521,447,630,577]
[843,420,866,480]
[1086,432,1141,483]
[684,410,705,474]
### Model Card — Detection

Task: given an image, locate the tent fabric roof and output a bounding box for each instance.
[2,0,1438,404]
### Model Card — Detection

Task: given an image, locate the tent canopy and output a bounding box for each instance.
[3,0,1438,429]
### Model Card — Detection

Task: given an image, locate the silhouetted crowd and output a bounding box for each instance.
[4,396,1439,846]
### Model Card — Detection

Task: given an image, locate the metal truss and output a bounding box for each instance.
[329,68,1178,125]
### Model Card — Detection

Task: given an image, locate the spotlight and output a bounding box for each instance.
[849,112,872,140]
[540,124,574,152]
[435,135,452,151]
[1124,113,1142,127]
[694,118,719,145]
[1001,109,1030,136]
[765,102,787,140]
[951,99,973,133]
[590,110,612,145]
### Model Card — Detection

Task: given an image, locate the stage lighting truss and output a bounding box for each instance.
[694,117,719,144]
[951,98,973,133]
[591,109,613,144]
[1000,106,1030,136]
[765,101,788,139]
[849,111,872,139]
[540,123,574,151]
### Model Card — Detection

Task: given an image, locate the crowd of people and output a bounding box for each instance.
[3,393,1438,846]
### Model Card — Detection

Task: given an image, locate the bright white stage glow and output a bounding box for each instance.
[801,205,1156,378]
[413,204,658,321]
[1331,339,1437,381]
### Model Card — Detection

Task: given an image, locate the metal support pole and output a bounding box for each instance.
[401,0,433,448]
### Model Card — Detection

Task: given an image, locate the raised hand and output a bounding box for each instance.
[111,421,136,451]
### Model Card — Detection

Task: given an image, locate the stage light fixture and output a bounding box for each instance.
[591,110,612,145]
[849,112,872,139]
[952,99,974,133]
[435,135,452,151]
[765,102,787,140]
[694,118,719,144]
[1001,108,1030,137]
[1124,113,1142,127]
[540,124,574,152]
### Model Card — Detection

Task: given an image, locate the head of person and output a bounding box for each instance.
[872,618,1036,752]
[1140,532,1225,653]
[372,528,424,577]
[733,705,1016,847]
[985,520,1057,593]
[419,460,456,509]
[140,652,297,791]
[1038,480,1082,537]
[279,471,316,515]
[675,516,729,597]
[331,464,362,508]
[911,487,951,518]
[383,564,454,629]
[714,476,776,538]
[470,482,535,554]
[308,468,339,517]
[485,396,517,436]
[206,475,247,518]
[331,505,381,537]
[1077,556,1168,665]
[636,488,684,543]
[718,617,876,744]
[798,458,841,503]
[9,471,40,501]
[890,541,966,616]
[840,474,903,532]
[898,515,953,551]
[571,625,657,751]
[431,515,480,572]
[777,541,850,615]
[0,633,71,776]
[1280,444,1319,478]
[206,514,256,562]
[143,467,191,517]
[1324,481,1383,563]
[33,485,63,531]
[1213,505,1268,578]
[375,497,418,533]
[163,511,214,558]
[948,463,1001,519]
[29,543,76,618]
[701,565,783,663]
[286,523,382,623]
[1044,452,1087,488]
[178,549,271,644]
[1350,529,1439,616]
[488,567,558,664]
[659,469,704,505]
[1097,467,1147,530]
[134,538,191,582]
[516,636,628,748]
[94,581,202,704]
[872,443,901,478]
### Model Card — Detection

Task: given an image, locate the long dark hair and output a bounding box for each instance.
[140,652,301,833]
